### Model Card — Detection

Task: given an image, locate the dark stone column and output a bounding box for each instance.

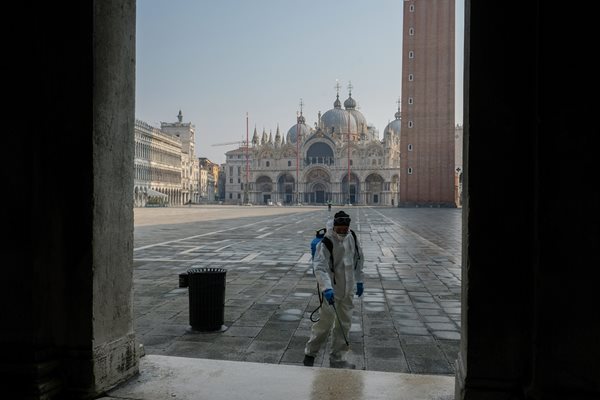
[456,3,538,398]
[0,1,138,398]
[456,2,600,399]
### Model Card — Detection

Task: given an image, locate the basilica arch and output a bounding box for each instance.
[255,175,274,204]
[305,140,334,166]
[276,173,296,204]
[365,173,384,205]
[303,167,332,204]
[341,172,361,205]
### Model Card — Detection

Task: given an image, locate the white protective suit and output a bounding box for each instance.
[304,226,364,363]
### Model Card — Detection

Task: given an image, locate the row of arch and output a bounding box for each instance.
[250,168,398,205]
[133,185,183,207]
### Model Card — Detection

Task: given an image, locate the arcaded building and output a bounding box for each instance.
[224,88,403,206]
[133,119,182,207]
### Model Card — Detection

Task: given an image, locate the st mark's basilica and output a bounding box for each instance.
[223,86,403,206]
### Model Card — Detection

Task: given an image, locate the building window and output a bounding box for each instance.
[408,74,414,81]
[229,178,233,183]
[237,178,240,183]
[408,121,414,128]
[408,97,414,105]
[408,167,413,175]
[266,161,270,167]
[229,193,232,199]
[409,4,415,12]
[408,144,413,151]
[409,27,414,35]
[288,160,291,166]
[350,160,353,166]
[237,193,241,199]
[409,51,414,59]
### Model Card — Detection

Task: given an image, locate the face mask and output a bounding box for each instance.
[334,231,348,240]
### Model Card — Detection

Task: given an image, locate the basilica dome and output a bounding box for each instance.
[343,94,368,134]
[287,114,312,144]
[384,109,402,136]
[320,94,357,135]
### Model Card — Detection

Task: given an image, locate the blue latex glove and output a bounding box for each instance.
[323,288,335,304]
[356,282,364,297]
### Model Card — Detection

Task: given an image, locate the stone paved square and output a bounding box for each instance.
[134,205,461,375]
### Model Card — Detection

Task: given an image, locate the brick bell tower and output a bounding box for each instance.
[399,0,456,207]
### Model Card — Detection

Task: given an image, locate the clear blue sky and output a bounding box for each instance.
[136,0,464,164]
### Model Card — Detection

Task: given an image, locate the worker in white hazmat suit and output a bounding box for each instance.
[303,210,364,369]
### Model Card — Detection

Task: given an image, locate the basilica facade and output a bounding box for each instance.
[223,90,402,206]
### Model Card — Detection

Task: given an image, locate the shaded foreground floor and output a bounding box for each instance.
[110,206,461,399]
[103,355,455,400]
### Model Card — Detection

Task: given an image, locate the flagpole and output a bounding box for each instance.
[346,81,353,205]
[296,111,299,205]
[347,115,351,205]
[245,112,249,204]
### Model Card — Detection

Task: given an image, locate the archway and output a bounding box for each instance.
[305,168,331,204]
[256,175,274,204]
[277,173,296,204]
[341,172,360,205]
[306,141,334,166]
[365,173,384,205]
[307,182,326,204]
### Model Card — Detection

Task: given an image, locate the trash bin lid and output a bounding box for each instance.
[187,267,227,274]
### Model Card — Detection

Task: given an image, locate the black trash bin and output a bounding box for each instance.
[187,267,227,331]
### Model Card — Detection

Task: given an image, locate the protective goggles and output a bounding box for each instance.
[333,216,351,225]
